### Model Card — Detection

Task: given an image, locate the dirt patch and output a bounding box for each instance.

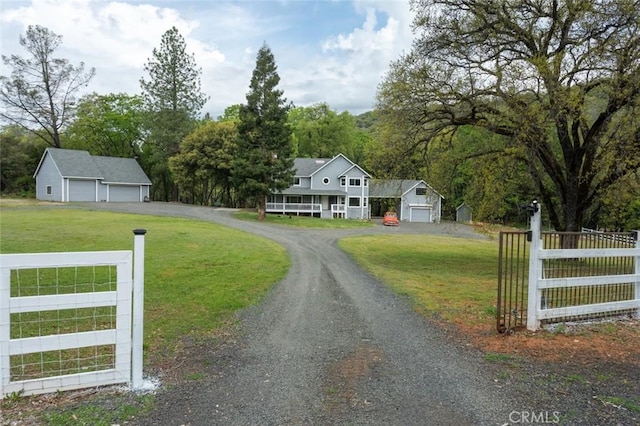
[455,318,640,366]
[323,344,386,411]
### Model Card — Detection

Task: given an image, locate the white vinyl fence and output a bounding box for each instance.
[0,230,146,398]
[527,204,640,331]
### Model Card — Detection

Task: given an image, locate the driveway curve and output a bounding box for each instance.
[81,202,517,425]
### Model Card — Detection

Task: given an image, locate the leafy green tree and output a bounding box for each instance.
[0,25,95,148]
[0,125,47,195]
[377,0,640,233]
[288,103,370,163]
[597,172,640,231]
[66,93,144,158]
[232,43,294,220]
[218,104,241,123]
[139,26,208,201]
[169,121,238,206]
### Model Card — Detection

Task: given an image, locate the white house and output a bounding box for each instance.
[34,148,151,202]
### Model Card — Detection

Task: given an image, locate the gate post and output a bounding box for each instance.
[132,229,146,389]
[635,231,639,319]
[527,201,542,331]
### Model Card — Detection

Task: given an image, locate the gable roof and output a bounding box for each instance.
[293,158,332,176]
[34,148,151,185]
[369,179,444,199]
[338,164,371,178]
[92,156,151,184]
[293,153,371,178]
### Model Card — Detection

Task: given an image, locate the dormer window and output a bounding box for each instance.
[293,177,301,186]
[340,177,346,186]
[349,178,361,186]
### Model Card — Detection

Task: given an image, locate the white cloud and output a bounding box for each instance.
[0,0,415,117]
[283,1,414,113]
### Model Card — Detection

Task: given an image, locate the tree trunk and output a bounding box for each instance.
[257,194,267,221]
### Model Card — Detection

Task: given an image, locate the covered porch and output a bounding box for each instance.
[267,189,347,219]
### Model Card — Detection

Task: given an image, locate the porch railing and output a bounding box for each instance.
[266,203,322,215]
[331,204,345,218]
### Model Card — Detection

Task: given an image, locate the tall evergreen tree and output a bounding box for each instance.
[0,25,95,148]
[139,26,208,201]
[232,43,294,220]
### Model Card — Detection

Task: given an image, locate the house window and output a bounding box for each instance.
[322,177,330,185]
[287,196,302,204]
[348,197,360,207]
[364,179,368,187]
[416,187,426,196]
[46,185,52,195]
[349,178,361,186]
[340,177,346,186]
[363,197,368,207]
[293,177,301,186]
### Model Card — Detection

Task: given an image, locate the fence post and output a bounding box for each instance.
[635,231,640,319]
[132,229,146,389]
[527,201,542,331]
[0,266,10,399]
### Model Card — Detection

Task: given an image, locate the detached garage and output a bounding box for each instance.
[34,148,151,203]
[369,179,444,223]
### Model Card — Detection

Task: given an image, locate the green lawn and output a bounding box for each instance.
[339,234,499,322]
[0,208,290,358]
[234,211,374,228]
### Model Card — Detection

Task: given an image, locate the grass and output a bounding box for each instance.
[0,208,290,357]
[42,393,155,425]
[595,396,640,413]
[338,234,499,321]
[233,211,374,228]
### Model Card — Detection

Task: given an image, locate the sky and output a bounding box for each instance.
[0,0,416,119]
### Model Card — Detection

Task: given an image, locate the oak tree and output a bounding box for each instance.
[377,0,640,232]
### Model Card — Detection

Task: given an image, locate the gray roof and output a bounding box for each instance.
[37,148,151,185]
[293,158,332,176]
[369,179,444,198]
[278,188,347,196]
[93,156,151,184]
[46,148,102,179]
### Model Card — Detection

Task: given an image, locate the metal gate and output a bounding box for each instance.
[496,231,530,334]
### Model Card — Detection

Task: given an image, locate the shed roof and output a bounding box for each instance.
[35,148,151,185]
[93,156,152,184]
[369,179,444,199]
[44,148,102,179]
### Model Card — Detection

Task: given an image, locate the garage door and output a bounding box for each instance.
[68,180,96,202]
[109,185,140,202]
[410,207,431,222]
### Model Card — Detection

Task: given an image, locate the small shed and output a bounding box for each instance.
[369,179,444,223]
[456,202,473,223]
[34,148,151,202]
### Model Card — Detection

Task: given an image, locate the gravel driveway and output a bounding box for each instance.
[81,203,521,425]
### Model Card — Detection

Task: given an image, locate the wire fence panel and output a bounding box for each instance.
[0,251,132,398]
[497,225,639,333]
